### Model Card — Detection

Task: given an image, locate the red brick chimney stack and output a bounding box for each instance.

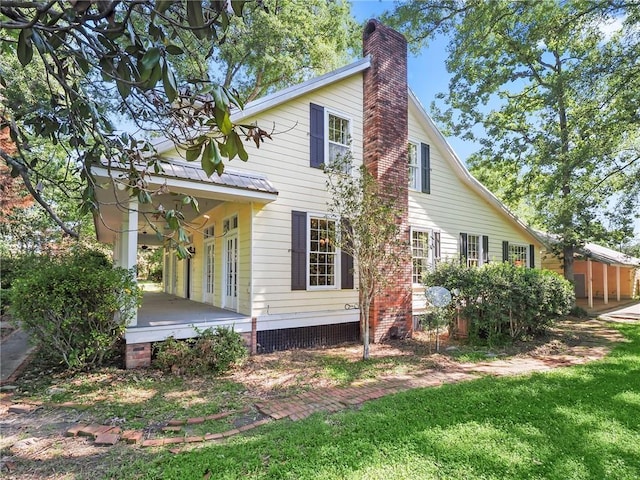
[362,19,412,341]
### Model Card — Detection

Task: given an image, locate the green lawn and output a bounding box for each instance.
[109,323,640,480]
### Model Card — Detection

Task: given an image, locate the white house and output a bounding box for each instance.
[93,20,544,368]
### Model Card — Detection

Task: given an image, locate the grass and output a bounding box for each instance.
[107,323,640,480]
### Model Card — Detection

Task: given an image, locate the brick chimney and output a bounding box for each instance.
[362,19,412,342]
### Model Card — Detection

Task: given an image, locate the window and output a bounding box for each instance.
[411,229,431,284]
[408,142,420,190]
[508,244,529,266]
[223,215,238,234]
[467,234,480,267]
[327,113,350,165]
[308,216,337,288]
[460,233,488,267]
[291,211,353,291]
[310,103,352,169]
[408,141,430,193]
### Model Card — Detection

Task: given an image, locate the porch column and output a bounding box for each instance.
[603,263,608,305]
[587,258,593,309]
[616,265,621,301]
[113,233,121,267]
[122,199,139,326]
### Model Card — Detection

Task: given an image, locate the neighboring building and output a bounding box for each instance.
[542,242,640,308]
[93,21,544,368]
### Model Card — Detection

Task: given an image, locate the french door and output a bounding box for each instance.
[224,234,238,311]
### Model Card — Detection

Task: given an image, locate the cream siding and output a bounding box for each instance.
[163,75,364,317]
[406,103,544,311]
[160,73,546,326]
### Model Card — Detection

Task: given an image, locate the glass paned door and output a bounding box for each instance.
[204,240,215,304]
[224,234,238,310]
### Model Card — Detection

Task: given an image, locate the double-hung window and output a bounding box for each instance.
[407,141,430,193]
[509,244,528,266]
[502,241,534,267]
[310,103,352,169]
[308,215,337,288]
[460,233,489,267]
[327,112,350,165]
[411,229,431,284]
[291,211,353,291]
[467,234,481,267]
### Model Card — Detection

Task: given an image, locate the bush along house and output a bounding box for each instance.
[93,20,544,368]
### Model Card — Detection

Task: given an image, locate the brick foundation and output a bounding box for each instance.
[125,342,151,369]
[362,19,412,342]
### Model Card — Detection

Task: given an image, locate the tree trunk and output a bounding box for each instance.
[361,298,371,360]
[563,244,575,283]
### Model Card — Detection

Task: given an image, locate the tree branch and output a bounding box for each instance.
[1,150,79,239]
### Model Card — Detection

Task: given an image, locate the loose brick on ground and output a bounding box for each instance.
[94,433,120,446]
[121,430,144,444]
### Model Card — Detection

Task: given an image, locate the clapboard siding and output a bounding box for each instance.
[160,72,544,323]
[163,75,363,317]
[406,103,542,268]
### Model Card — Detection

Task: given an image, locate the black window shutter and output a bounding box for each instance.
[502,241,509,262]
[459,233,468,264]
[310,103,324,168]
[529,244,535,268]
[482,235,489,264]
[340,221,354,289]
[421,143,430,194]
[341,251,354,289]
[434,231,441,264]
[291,211,307,290]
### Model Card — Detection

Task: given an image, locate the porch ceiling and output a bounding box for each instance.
[92,159,278,244]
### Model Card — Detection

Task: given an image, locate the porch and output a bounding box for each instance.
[137,291,248,327]
[125,291,253,345]
[575,297,640,316]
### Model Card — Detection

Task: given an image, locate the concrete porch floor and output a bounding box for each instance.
[136,291,249,327]
[575,297,640,316]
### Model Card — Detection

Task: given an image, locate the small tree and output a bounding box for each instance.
[325,155,408,360]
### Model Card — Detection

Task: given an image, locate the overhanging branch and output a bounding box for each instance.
[1,150,79,239]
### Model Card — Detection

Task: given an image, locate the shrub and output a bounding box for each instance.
[423,261,574,345]
[152,326,248,375]
[0,255,29,315]
[9,249,141,369]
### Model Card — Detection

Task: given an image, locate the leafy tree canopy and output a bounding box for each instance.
[0,1,360,250]
[175,0,360,102]
[386,0,640,280]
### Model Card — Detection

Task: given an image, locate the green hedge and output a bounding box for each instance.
[9,249,141,369]
[423,261,574,344]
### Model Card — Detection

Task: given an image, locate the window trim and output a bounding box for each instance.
[408,139,421,191]
[462,232,487,267]
[306,212,341,291]
[411,227,433,285]
[508,242,530,267]
[324,108,352,166]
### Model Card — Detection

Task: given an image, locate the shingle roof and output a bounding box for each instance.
[538,231,640,267]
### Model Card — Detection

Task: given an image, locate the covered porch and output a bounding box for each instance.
[575,297,640,316]
[125,290,253,345]
[137,291,250,327]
